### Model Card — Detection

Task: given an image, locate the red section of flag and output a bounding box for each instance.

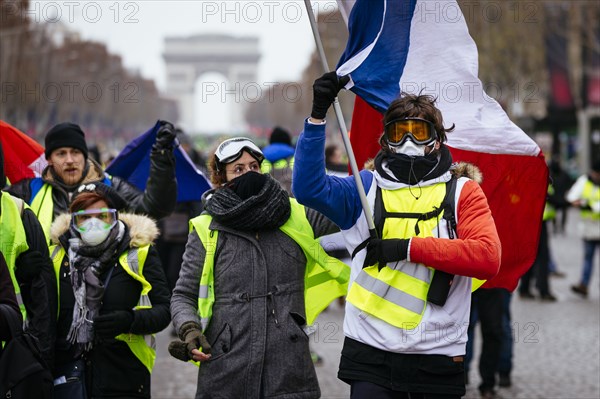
[349,96,384,172]
[348,105,549,291]
[0,120,45,184]
[447,149,548,291]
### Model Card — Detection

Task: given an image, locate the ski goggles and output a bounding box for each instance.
[384,118,438,145]
[215,137,264,165]
[72,208,118,231]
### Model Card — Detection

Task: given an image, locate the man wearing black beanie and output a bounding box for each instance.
[8,120,178,243]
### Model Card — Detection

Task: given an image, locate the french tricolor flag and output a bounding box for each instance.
[0,120,47,185]
[335,0,548,290]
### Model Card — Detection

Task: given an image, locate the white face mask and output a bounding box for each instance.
[78,217,113,246]
[391,140,427,157]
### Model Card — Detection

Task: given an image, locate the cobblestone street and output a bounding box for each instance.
[152,209,600,398]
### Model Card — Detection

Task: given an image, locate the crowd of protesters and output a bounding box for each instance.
[1,73,598,399]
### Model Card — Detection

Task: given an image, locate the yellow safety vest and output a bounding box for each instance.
[543,185,556,221]
[50,245,157,373]
[581,180,600,221]
[0,192,30,319]
[30,183,54,244]
[347,183,482,330]
[190,198,349,333]
[260,157,295,173]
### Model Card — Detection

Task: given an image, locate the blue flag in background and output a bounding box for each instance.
[106,121,211,202]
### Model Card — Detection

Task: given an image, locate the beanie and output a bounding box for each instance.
[269,127,292,146]
[44,122,88,159]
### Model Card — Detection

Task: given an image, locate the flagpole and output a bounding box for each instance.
[303,0,376,234]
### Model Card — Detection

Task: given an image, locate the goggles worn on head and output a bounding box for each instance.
[72,208,118,232]
[215,137,264,165]
[384,118,438,145]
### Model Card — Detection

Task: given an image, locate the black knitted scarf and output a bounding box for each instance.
[204,175,291,231]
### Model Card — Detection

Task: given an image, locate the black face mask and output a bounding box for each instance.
[228,171,267,200]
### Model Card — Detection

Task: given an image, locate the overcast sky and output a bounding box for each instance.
[28,1,344,87]
[28,1,343,132]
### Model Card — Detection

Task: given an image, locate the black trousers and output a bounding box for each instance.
[466,288,504,393]
[350,381,461,399]
[339,338,465,397]
[519,221,551,296]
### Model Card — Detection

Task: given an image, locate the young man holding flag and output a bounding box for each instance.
[292,73,501,397]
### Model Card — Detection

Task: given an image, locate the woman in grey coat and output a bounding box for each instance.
[170,137,342,399]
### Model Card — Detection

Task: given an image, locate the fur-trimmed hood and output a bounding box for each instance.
[364,159,482,184]
[50,212,159,247]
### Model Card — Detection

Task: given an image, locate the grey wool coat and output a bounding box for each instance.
[170,206,337,399]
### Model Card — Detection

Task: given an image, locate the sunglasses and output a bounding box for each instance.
[215,137,264,165]
[384,118,438,145]
[71,208,118,231]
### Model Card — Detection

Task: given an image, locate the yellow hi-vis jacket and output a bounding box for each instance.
[581,180,600,220]
[190,198,350,333]
[50,245,157,373]
[543,185,556,221]
[0,192,30,320]
[346,182,483,330]
[29,183,54,244]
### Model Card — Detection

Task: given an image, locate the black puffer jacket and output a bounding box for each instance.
[50,212,171,398]
[7,149,176,220]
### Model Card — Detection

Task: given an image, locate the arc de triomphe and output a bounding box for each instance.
[163,34,260,133]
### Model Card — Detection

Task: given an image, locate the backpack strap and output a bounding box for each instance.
[441,176,458,239]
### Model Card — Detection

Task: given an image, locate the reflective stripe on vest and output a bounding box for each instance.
[1,192,30,320]
[347,183,457,330]
[581,180,600,220]
[50,244,156,373]
[190,198,350,333]
[30,183,54,244]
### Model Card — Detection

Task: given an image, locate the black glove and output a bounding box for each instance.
[311,72,350,120]
[15,250,47,282]
[153,120,176,150]
[94,310,134,338]
[363,238,410,270]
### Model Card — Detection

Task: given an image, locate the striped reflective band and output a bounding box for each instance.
[354,272,425,315]
[145,334,156,350]
[127,248,152,308]
[198,284,209,299]
[128,249,140,273]
[389,261,432,284]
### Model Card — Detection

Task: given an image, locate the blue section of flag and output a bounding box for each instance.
[336,0,417,113]
[106,121,211,202]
